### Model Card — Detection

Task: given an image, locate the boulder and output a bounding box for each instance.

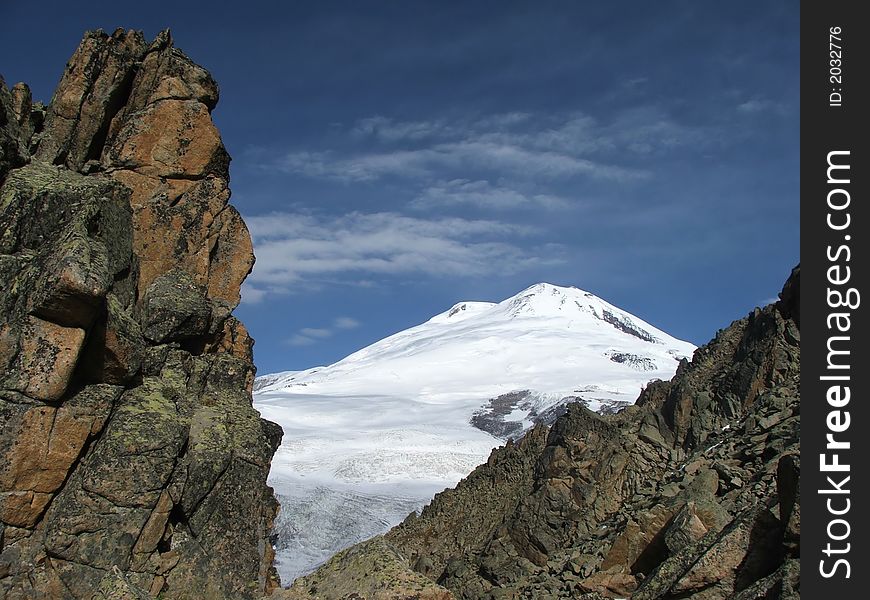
[138,269,212,343]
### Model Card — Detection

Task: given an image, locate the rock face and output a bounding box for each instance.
[1,29,281,599]
[285,267,800,600]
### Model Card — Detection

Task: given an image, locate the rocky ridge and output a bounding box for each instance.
[1,29,280,599]
[283,267,800,599]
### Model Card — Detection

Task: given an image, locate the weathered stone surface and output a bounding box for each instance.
[205,315,255,363]
[79,293,145,385]
[107,98,225,178]
[731,559,800,600]
[777,454,800,556]
[9,82,40,152]
[0,386,119,527]
[34,29,146,171]
[277,536,455,600]
[288,268,801,599]
[577,569,637,597]
[0,76,28,181]
[663,502,710,555]
[16,317,87,401]
[24,27,251,311]
[139,269,212,343]
[91,566,152,600]
[110,29,219,127]
[600,504,673,573]
[1,28,280,600]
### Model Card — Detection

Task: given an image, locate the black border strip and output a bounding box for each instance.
[801,1,868,595]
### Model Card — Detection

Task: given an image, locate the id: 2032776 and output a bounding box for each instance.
[829,26,843,107]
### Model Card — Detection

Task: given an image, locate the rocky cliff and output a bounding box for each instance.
[284,267,800,600]
[1,29,281,599]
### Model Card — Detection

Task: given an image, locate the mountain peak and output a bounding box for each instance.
[493,283,668,343]
[519,282,583,296]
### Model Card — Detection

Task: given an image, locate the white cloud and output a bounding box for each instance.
[334,317,360,329]
[240,282,268,304]
[277,140,643,183]
[300,327,332,338]
[244,211,563,298]
[737,98,787,115]
[411,179,571,211]
[243,109,713,301]
[623,76,649,89]
[268,110,697,184]
[351,116,456,142]
[283,317,361,347]
[287,334,317,346]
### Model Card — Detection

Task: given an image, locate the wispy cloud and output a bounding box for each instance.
[334,317,360,329]
[240,108,724,304]
[287,334,318,346]
[411,179,571,211]
[265,109,706,184]
[242,211,563,301]
[285,316,362,346]
[736,98,789,115]
[622,76,650,89]
[276,140,642,183]
[299,327,332,338]
[351,116,456,142]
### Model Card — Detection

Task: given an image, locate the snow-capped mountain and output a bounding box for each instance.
[257,283,693,410]
[253,283,695,582]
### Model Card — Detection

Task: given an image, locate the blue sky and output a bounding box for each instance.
[1,1,799,374]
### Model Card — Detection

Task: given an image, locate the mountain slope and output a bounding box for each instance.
[282,266,801,600]
[254,283,695,582]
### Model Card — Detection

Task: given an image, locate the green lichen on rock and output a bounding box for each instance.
[1,28,281,600]
[278,536,454,600]
[139,269,213,343]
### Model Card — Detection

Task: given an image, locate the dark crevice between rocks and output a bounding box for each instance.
[51,149,68,167]
[178,337,206,357]
[475,564,500,588]
[733,510,786,593]
[205,145,231,180]
[82,69,138,167]
[113,265,131,284]
[182,310,232,357]
[630,519,673,577]
[161,503,188,554]
[154,171,210,182]
[208,236,220,265]
[168,191,184,208]
[71,302,109,385]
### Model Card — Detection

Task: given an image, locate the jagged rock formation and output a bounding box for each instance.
[284,267,800,599]
[1,29,281,599]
